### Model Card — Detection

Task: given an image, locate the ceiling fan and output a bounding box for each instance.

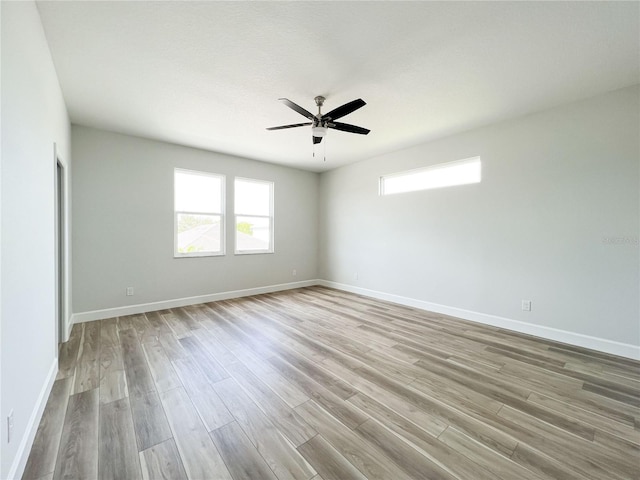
[267,96,370,144]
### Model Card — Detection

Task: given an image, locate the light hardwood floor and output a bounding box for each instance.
[23,286,640,480]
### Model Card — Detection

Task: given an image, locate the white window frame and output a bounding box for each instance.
[174,168,225,258]
[234,177,274,255]
[379,156,481,196]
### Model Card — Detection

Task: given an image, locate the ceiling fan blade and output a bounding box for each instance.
[329,122,370,135]
[322,98,366,121]
[266,122,312,131]
[313,136,323,144]
[279,98,315,120]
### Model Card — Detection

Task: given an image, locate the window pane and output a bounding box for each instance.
[236,215,271,251]
[175,170,222,213]
[177,214,222,254]
[381,157,481,195]
[235,179,271,216]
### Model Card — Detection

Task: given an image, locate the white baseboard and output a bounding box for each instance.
[69,278,640,360]
[318,280,640,361]
[71,279,320,324]
[8,357,58,480]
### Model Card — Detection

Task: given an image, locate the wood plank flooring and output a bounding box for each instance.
[23,286,640,480]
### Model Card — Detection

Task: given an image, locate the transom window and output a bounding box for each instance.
[380,156,481,195]
[234,177,274,254]
[174,169,225,257]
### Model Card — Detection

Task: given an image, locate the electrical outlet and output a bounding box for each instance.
[354,272,359,280]
[126,287,134,296]
[292,269,297,277]
[522,300,532,311]
[7,410,14,444]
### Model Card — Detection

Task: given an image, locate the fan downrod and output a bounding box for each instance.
[314,96,326,117]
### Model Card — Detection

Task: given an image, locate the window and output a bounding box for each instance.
[174,169,225,257]
[379,156,481,195]
[234,177,274,254]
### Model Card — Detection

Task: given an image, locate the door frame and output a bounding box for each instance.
[54,143,70,345]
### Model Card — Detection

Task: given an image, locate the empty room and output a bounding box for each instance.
[2,1,639,479]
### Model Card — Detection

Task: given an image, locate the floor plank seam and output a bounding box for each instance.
[21,286,640,480]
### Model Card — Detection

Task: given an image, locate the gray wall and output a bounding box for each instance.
[1,2,72,477]
[72,126,318,313]
[319,86,639,348]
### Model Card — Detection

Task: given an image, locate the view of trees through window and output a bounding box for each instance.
[177,214,215,234]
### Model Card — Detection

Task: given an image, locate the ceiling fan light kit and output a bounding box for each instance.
[267,95,370,149]
[312,126,327,137]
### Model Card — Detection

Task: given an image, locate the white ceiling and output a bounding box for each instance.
[36,1,639,172]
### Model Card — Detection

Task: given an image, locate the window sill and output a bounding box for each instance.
[234,250,274,256]
[174,252,225,258]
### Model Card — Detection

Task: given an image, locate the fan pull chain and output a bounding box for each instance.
[311,139,326,161]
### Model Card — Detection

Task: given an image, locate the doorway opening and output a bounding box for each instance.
[54,153,66,346]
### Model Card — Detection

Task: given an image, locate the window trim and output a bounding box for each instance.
[174,168,226,258]
[234,177,274,255]
[379,156,481,196]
